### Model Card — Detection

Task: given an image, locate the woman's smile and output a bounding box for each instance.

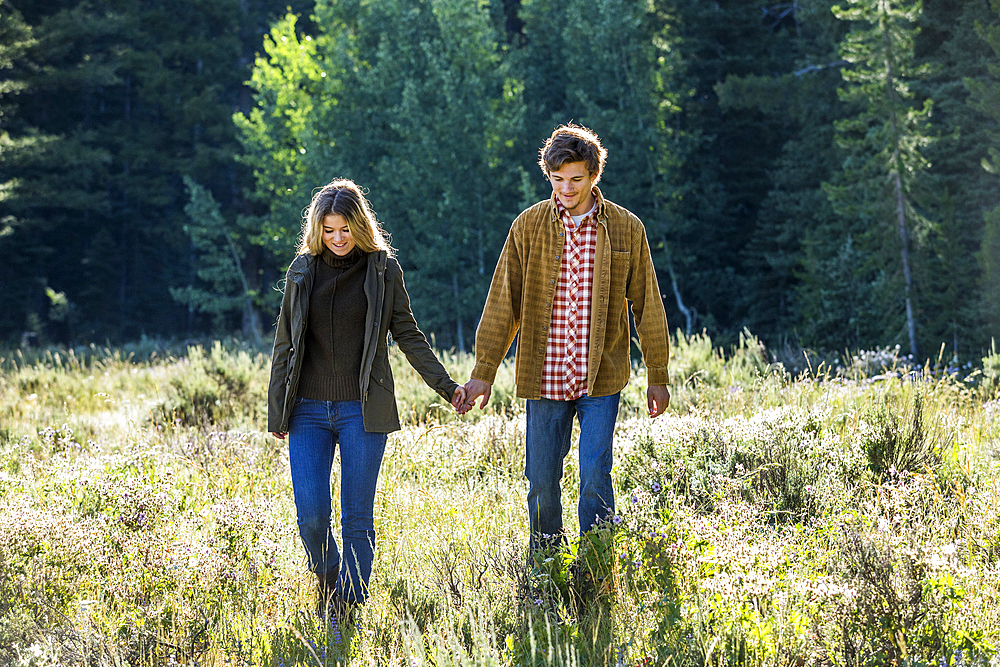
[322,214,356,256]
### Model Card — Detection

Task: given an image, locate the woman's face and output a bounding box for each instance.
[322,214,356,256]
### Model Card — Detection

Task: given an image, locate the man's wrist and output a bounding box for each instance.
[470,362,498,385]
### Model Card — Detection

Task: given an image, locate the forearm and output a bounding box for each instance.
[629,226,670,385]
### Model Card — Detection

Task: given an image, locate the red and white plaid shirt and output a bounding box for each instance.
[540,190,600,400]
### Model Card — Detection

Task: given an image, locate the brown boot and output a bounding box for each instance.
[314,572,337,619]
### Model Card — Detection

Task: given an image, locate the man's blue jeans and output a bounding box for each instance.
[525,392,620,549]
[287,398,387,604]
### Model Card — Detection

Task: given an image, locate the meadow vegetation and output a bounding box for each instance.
[1,335,999,666]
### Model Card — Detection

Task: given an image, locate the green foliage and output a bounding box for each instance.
[0,0,310,343]
[981,343,1000,397]
[964,0,1000,342]
[818,530,991,667]
[156,342,268,427]
[826,0,934,357]
[2,342,1000,664]
[170,177,264,343]
[1,0,1000,357]
[981,208,1000,337]
[236,0,526,350]
[862,392,942,477]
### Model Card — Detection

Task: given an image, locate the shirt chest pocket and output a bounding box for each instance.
[610,250,631,300]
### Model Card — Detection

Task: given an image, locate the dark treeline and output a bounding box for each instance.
[2,0,999,359]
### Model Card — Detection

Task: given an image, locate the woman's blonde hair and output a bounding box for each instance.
[298,179,393,256]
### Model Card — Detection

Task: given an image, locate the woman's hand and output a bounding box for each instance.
[271,432,287,440]
[450,386,468,413]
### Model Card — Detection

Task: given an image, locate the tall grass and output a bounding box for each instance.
[1,334,998,666]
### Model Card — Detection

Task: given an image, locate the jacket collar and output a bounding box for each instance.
[547,186,607,226]
[289,249,386,282]
[287,252,316,282]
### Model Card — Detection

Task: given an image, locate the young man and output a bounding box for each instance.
[461,124,670,549]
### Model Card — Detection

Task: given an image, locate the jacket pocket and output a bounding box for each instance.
[610,250,631,301]
[371,359,395,393]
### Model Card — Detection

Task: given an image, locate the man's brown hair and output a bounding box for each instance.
[537,123,607,181]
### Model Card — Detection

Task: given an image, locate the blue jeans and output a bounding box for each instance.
[525,393,620,549]
[287,398,387,604]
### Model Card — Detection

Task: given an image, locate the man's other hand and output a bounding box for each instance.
[647,385,670,418]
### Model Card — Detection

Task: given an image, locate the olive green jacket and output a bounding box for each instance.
[471,188,670,398]
[268,250,460,434]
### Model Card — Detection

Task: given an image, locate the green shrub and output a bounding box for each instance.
[669,329,769,390]
[156,342,267,427]
[862,393,941,478]
[982,344,1000,399]
[816,530,993,667]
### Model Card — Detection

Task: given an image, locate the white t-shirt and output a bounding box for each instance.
[570,202,597,227]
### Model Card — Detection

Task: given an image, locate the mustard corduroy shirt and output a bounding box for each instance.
[471,187,670,399]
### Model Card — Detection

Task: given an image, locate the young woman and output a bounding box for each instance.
[268,179,466,622]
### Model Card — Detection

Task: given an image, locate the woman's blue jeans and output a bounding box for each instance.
[287,398,387,604]
[525,392,620,549]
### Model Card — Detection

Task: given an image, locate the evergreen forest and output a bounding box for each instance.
[2,0,999,360]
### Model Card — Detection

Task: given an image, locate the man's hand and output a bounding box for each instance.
[461,378,493,413]
[450,386,468,412]
[271,432,287,440]
[647,385,670,418]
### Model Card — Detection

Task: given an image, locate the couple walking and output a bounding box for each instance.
[266,124,671,623]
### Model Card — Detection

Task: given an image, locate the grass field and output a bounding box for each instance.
[1,334,999,666]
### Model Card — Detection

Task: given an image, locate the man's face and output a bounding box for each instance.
[548,161,596,216]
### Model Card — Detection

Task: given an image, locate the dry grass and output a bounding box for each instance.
[1,337,998,666]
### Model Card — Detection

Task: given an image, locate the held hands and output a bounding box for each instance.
[450,385,468,412]
[275,383,659,427]
[457,378,492,414]
[647,385,670,418]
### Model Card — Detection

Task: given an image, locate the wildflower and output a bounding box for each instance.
[651,481,662,493]
[612,514,623,525]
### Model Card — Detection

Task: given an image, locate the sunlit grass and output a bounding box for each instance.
[1,335,999,665]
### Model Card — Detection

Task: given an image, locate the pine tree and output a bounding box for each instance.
[713,0,848,344]
[0,0,310,342]
[825,0,933,357]
[170,177,263,343]
[0,0,54,340]
[966,0,1000,341]
[915,0,999,356]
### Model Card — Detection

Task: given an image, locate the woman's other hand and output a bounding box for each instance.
[451,386,468,413]
[271,432,287,440]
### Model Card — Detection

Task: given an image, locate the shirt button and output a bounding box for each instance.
[550,279,555,284]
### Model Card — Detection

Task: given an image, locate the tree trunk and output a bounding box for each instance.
[883,8,918,359]
[453,273,465,352]
[662,235,694,335]
[225,233,262,345]
[894,170,918,358]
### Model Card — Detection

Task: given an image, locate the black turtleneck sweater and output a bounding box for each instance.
[297,247,368,401]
